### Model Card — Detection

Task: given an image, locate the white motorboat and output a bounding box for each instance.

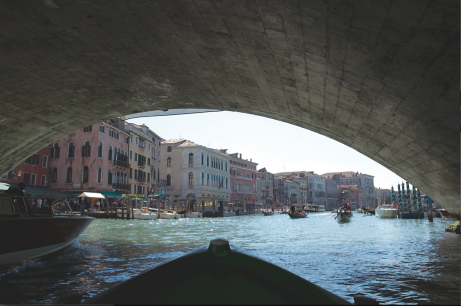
[183,211,203,218]
[133,209,158,220]
[223,211,236,217]
[148,208,180,219]
[375,205,398,218]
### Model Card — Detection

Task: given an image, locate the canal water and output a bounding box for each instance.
[0,213,459,304]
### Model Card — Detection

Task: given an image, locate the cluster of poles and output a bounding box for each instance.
[391,181,428,220]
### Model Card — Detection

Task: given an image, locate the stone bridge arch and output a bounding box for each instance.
[0,1,458,215]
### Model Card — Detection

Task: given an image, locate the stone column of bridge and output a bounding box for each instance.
[0,0,458,216]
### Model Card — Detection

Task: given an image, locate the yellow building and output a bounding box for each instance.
[125,123,164,199]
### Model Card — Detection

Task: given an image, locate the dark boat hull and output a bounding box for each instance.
[288,212,308,218]
[0,216,94,265]
[84,239,350,305]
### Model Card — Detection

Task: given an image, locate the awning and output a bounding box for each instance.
[101,191,124,199]
[78,192,106,198]
[247,203,263,206]
[24,186,75,199]
[123,194,144,198]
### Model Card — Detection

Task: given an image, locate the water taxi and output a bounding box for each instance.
[375,204,398,218]
[0,184,93,265]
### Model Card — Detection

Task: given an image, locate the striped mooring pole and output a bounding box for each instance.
[397,183,402,216]
[412,186,417,218]
[391,186,395,204]
[417,189,423,218]
[401,182,406,213]
[406,181,411,214]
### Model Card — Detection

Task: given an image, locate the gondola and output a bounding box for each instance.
[263,211,274,216]
[288,211,308,218]
[83,239,350,305]
[335,210,352,222]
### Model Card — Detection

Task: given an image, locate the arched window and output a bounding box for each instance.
[201,154,204,165]
[51,143,60,159]
[97,167,102,183]
[51,167,57,183]
[66,167,72,183]
[82,166,89,183]
[98,142,103,158]
[117,171,120,183]
[207,174,209,186]
[226,178,228,189]
[68,142,75,158]
[108,169,112,184]
[82,141,91,158]
[202,173,204,185]
[225,162,227,172]
[189,172,193,185]
[124,173,127,184]
[113,171,117,184]
[221,161,223,170]
[167,174,171,186]
[189,153,194,165]
[108,146,112,161]
[207,156,209,166]
[167,157,171,167]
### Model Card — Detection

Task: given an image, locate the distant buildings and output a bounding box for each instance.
[160,139,231,199]
[256,168,273,205]
[223,151,258,206]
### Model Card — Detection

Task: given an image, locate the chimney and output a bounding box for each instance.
[250,158,252,162]
[239,153,242,159]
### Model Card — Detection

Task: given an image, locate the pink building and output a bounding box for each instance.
[48,119,130,196]
[217,151,257,207]
[0,146,51,187]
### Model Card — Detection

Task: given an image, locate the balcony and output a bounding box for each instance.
[137,162,146,169]
[236,190,253,194]
[235,175,252,181]
[113,159,130,169]
[136,177,146,183]
[112,183,131,193]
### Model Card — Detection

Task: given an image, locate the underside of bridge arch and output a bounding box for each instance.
[0,0,459,215]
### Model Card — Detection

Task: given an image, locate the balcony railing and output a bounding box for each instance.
[112,183,131,192]
[235,175,252,181]
[113,159,130,169]
[236,190,253,194]
[136,177,146,183]
[137,162,146,169]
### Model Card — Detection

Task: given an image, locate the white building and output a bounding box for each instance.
[159,139,231,199]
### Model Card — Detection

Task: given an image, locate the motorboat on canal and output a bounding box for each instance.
[0,185,94,266]
[133,208,158,220]
[148,208,180,219]
[375,204,398,218]
[83,239,351,305]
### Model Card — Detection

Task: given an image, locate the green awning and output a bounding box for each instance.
[100,191,124,199]
[24,186,74,199]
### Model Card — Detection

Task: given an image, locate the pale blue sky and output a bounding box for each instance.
[127,111,404,189]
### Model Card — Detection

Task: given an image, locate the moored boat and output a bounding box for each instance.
[133,208,158,220]
[183,211,203,218]
[148,208,180,219]
[375,204,398,218]
[0,193,93,265]
[263,211,274,216]
[83,239,351,305]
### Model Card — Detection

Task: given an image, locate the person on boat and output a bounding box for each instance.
[290,204,295,214]
[392,201,397,208]
[347,202,352,212]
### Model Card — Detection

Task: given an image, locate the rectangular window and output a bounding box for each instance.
[83,126,92,132]
[34,154,40,166]
[42,156,48,168]
[116,133,119,139]
[130,168,132,178]
[40,175,46,186]
[135,153,137,162]
[148,143,150,150]
[24,156,31,164]
[31,174,36,185]
[147,158,150,166]
[167,146,172,152]
[23,173,30,185]
[131,134,133,142]
[136,137,138,144]
[134,169,138,179]
[99,125,105,133]
[130,150,132,160]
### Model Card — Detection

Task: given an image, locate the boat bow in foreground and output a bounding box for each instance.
[84,239,350,305]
